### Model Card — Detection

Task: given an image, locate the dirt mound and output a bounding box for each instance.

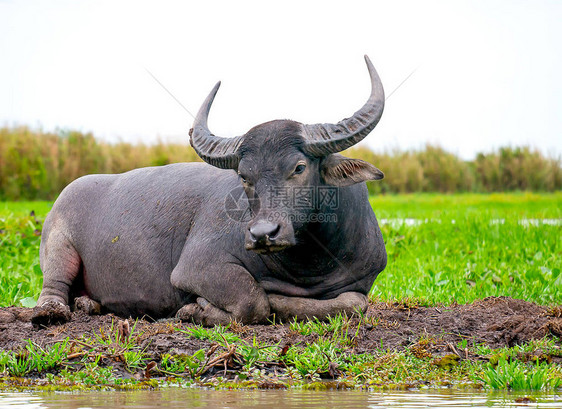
[357,297,559,354]
[0,297,560,359]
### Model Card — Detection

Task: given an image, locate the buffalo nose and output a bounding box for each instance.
[249,222,280,243]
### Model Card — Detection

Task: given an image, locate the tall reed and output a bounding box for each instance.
[0,127,560,200]
[0,127,200,200]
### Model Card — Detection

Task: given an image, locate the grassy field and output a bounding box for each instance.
[1,193,560,308]
[370,192,562,306]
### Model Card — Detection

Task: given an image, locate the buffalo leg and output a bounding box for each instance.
[171,263,270,326]
[268,291,368,322]
[32,229,80,326]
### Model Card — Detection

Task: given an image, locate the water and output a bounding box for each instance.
[0,390,561,409]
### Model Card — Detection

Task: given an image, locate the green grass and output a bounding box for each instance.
[0,205,46,307]
[369,192,562,305]
[0,201,54,216]
[1,193,561,308]
[0,200,52,307]
[479,358,561,390]
[370,192,562,218]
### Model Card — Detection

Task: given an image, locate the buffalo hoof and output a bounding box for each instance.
[176,298,236,326]
[74,296,102,315]
[175,303,203,323]
[31,301,71,328]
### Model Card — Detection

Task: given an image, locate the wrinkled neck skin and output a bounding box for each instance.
[256,181,375,295]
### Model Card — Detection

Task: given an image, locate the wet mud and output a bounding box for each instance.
[1,297,560,359]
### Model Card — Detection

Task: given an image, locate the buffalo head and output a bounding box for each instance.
[189,56,385,253]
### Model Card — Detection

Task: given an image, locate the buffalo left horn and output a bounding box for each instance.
[189,81,243,169]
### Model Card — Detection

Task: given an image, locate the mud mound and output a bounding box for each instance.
[357,297,559,353]
[0,297,560,359]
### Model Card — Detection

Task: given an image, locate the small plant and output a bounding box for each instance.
[92,318,140,350]
[181,324,240,345]
[123,349,148,372]
[0,351,10,373]
[281,339,345,379]
[6,353,34,377]
[25,338,70,373]
[236,336,278,372]
[457,338,468,350]
[160,350,206,378]
[59,363,117,386]
[479,358,562,390]
[288,313,360,347]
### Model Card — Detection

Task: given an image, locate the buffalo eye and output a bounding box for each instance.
[238,173,247,184]
[293,163,306,175]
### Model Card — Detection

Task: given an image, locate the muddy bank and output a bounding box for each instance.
[1,297,560,359]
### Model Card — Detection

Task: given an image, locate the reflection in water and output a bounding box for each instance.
[0,389,561,409]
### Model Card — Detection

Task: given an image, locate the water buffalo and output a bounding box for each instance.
[32,55,387,326]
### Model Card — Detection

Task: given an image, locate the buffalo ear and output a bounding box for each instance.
[320,154,384,187]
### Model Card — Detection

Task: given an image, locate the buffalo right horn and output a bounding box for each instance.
[301,55,385,157]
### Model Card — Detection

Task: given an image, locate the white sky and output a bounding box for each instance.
[0,0,560,160]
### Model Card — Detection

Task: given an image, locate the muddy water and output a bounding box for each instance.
[1,389,561,408]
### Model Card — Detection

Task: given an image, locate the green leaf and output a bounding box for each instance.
[20,297,36,308]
